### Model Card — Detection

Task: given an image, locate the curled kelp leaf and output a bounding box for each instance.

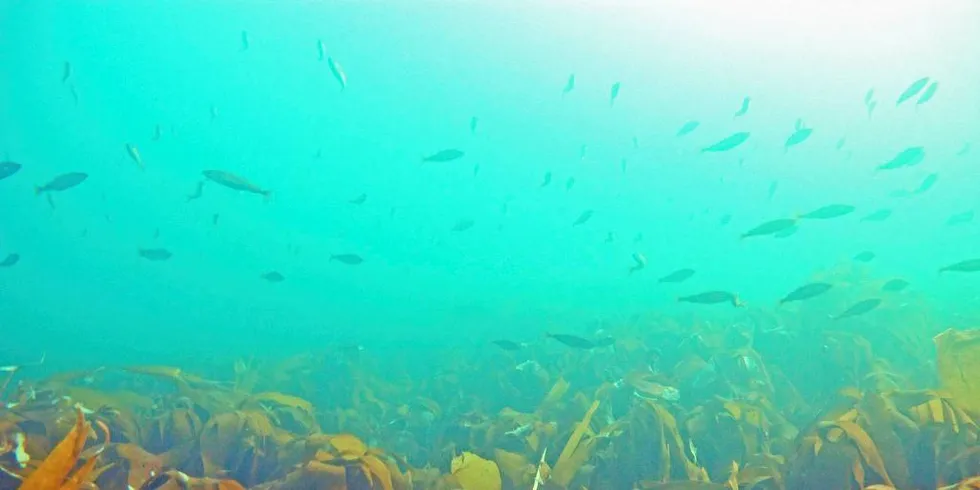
[450,451,502,490]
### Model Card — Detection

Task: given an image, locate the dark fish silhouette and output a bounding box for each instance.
[801,204,855,220]
[916,82,938,105]
[261,271,284,282]
[860,209,892,222]
[422,149,464,163]
[573,210,593,226]
[854,251,876,263]
[0,161,21,181]
[451,218,475,232]
[896,77,929,106]
[741,218,797,239]
[35,172,88,195]
[679,291,742,307]
[202,170,270,197]
[330,254,363,265]
[734,97,750,118]
[186,181,204,202]
[0,253,20,267]
[676,121,700,137]
[562,74,575,96]
[914,173,938,194]
[881,279,910,292]
[702,132,750,153]
[565,177,576,191]
[878,147,925,170]
[940,259,980,274]
[469,116,478,134]
[834,298,882,320]
[547,333,595,349]
[946,210,974,226]
[784,128,813,151]
[349,193,367,205]
[628,253,647,275]
[138,248,172,261]
[779,282,832,305]
[658,268,695,283]
[609,82,622,107]
[540,171,552,188]
[491,340,525,351]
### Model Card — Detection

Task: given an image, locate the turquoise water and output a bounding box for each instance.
[2,2,980,372]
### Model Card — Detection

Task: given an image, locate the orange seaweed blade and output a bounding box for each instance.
[20,407,89,490]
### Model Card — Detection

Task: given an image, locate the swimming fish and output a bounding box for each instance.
[126,144,144,170]
[836,138,846,151]
[609,82,621,107]
[946,210,974,226]
[565,177,576,191]
[861,209,892,222]
[573,210,593,226]
[327,57,347,90]
[547,333,595,349]
[422,149,464,163]
[881,279,910,292]
[492,340,526,351]
[632,136,639,149]
[878,147,925,170]
[35,172,88,195]
[719,214,732,226]
[540,171,552,188]
[469,116,478,134]
[330,254,364,265]
[0,253,19,267]
[773,225,799,239]
[0,161,21,181]
[621,158,627,174]
[940,259,980,274]
[701,132,750,153]
[62,61,72,83]
[741,218,798,239]
[658,268,695,283]
[349,193,367,205]
[801,204,855,220]
[678,291,742,307]
[734,97,750,118]
[896,77,930,106]
[451,218,475,232]
[914,173,938,194]
[261,271,284,282]
[676,121,700,137]
[473,164,480,177]
[853,251,876,263]
[562,74,575,96]
[767,181,778,200]
[784,127,813,151]
[579,145,588,160]
[866,100,878,119]
[863,88,875,106]
[916,81,938,106]
[317,40,325,61]
[628,253,647,275]
[153,124,162,141]
[240,31,249,51]
[834,298,882,320]
[779,282,832,305]
[202,170,270,197]
[138,248,172,261]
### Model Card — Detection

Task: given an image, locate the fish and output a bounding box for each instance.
[881,279,910,292]
[604,232,614,244]
[212,213,220,226]
[138,248,172,261]
[767,181,778,200]
[916,81,938,106]
[659,268,695,283]
[836,138,846,151]
[734,97,750,118]
[210,105,218,122]
[0,161,21,181]
[620,158,627,174]
[719,214,732,226]
[202,170,270,197]
[946,210,974,226]
[62,61,72,83]
[741,218,798,239]
[492,340,526,351]
[628,253,647,275]
[547,333,595,349]
[126,144,144,170]
[261,271,284,283]
[678,291,742,307]
[579,145,588,160]
[801,204,855,220]
[784,128,813,151]
[349,193,367,205]
[863,88,875,106]
[469,116,478,134]
[562,74,575,96]
[152,124,162,141]
[327,57,347,90]
[834,298,882,320]
[940,259,980,273]
[676,121,700,137]
[701,132,750,153]
[0,253,20,267]
[240,31,249,51]
[914,173,938,194]
[853,251,876,263]
[317,40,325,61]
[573,210,593,226]
[632,136,639,149]
[35,172,88,195]
[540,171,552,188]
[866,100,878,119]
[773,224,799,238]
[330,254,364,265]
[422,149,464,163]
[565,177,576,191]
[879,147,926,170]
[609,82,621,107]
[451,218,475,232]
[861,209,892,222]
[779,282,832,304]
[956,143,971,157]
[473,164,480,177]
[896,77,930,105]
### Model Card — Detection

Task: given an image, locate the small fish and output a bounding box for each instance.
[573,210,593,226]
[629,253,647,275]
[916,81,938,106]
[0,161,22,181]
[896,77,930,106]
[946,210,974,226]
[261,271,284,282]
[212,213,219,226]
[35,172,88,195]
[547,333,595,349]
[579,144,588,160]
[422,149,464,163]
[492,340,526,351]
[0,253,20,267]
[565,177,576,191]
[62,61,72,83]
[853,251,876,263]
[836,138,846,151]
[240,31,249,51]
[562,74,575,96]
[152,124,162,141]
[860,209,892,222]
[469,116,479,134]
[317,40,325,61]
[779,282,832,305]
[330,253,363,265]
[202,170,270,197]
[138,248,172,261]
[914,173,938,194]
[620,158,627,174]
[866,100,878,119]
[879,147,925,170]
[451,218,475,232]
[327,57,347,90]
[632,136,639,149]
[609,82,621,107]
[678,291,742,307]
[784,128,813,151]
[734,97,750,118]
[604,232,614,243]
[676,121,700,137]
[659,268,695,284]
[126,144,144,170]
[473,164,480,177]
[881,279,910,292]
[210,105,218,122]
[741,218,797,239]
[540,171,552,188]
[767,181,778,200]
[863,88,875,106]
[834,298,882,320]
[349,193,367,205]
[955,143,971,157]
[719,214,732,226]
[939,258,980,274]
[702,132,750,153]
[801,204,855,220]
[153,228,160,239]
